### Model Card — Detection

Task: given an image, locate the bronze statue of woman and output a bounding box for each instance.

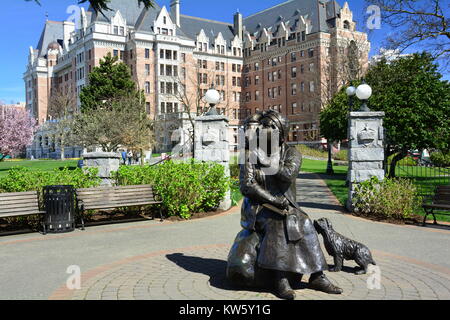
[226,110,343,300]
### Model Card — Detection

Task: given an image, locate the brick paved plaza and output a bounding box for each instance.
[1,173,449,300]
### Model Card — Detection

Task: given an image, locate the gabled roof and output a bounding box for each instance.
[243,0,338,36]
[36,20,64,57]
[88,0,146,26]
[179,15,236,46]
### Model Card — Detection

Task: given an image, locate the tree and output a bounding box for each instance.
[365,0,449,63]
[47,87,77,160]
[28,0,154,15]
[0,107,37,161]
[70,95,153,153]
[79,53,138,112]
[319,52,450,177]
[366,52,450,177]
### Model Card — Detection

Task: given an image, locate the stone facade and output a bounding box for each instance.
[347,111,385,211]
[82,152,121,186]
[194,114,231,211]
[24,1,369,158]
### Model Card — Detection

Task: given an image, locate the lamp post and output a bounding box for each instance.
[346,85,356,111]
[356,80,372,112]
[204,84,221,116]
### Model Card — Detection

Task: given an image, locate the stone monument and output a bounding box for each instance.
[82,152,121,186]
[347,111,386,211]
[194,113,231,211]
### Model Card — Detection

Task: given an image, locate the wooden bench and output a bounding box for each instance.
[422,185,450,225]
[76,185,163,229]
[0,191,45,227]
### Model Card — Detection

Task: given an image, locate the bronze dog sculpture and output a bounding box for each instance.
[314,218,376,275]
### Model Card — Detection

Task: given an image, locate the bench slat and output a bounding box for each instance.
[0,210,44,218]
[79,194,156,201]
[0,197,43,205]
[0,206,43,214]
[0,203,41,211]
[0,191,39,198]
[81,199,159,206]
[76,185,153,193]
[76,191,154,198]
[82,201,160,210]
[0,194,40,202]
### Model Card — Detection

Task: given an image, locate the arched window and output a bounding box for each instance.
[343,20,350,29]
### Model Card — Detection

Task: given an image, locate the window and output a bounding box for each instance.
[113,49,119,57]
[120,27,125,35]
[160,64,165,76]
[173,51,178,60]
[173,66,178,77]
[160,49,164,59]
[166,50,172,60]
[255,90,260,100]
[221,62,225,71]
[114,26,119,35]
[146,102,150,114]
[278,70,282,79]
[301,82,305,92]
[181,53,186,62]
[300,65,304,74]
[160,82,165,94]
[160,102,166,113]
[292,102,297,114]
[291,67,297,78]
[163,16,167,24]
[145,64,150,76]
[166,65,172,76]
[254,62,260,71]
[145,48,150,59]
[216,62,220,71]
[255,76,260,85]
[309,81,315,92]
[290,52,296,62]
[309,63,315,72]
[166,82,173,94]
[308,49,314,58]
[145,81,150,94]
[291,83,297,95]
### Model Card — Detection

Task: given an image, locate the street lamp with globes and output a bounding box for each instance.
[356,80,372,112]
[204,84,221,116]
[346,85,356,111]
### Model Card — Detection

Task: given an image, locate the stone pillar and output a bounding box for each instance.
[82,152,121,186]
[194,114,231,211]
[347,111,385,211]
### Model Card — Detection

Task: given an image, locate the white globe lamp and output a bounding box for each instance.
[204,85,221,115]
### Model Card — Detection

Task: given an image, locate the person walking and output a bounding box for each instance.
[121,150,127,165]
[127,151,133,165]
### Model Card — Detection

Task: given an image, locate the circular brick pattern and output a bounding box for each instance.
[53,245,450,300]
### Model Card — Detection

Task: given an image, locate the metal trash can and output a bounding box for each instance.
[43,185,76,234]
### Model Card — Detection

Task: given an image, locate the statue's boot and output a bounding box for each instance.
[274,272,296,300]
[308,272,343,294]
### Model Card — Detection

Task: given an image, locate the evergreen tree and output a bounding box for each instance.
[79,53,139,112]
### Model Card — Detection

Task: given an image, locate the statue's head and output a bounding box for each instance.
[259,110,289,145]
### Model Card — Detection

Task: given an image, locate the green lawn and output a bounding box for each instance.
[0,160,78,178]
[300,159,450,223]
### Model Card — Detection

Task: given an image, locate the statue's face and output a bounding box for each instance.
[260,117,281,148]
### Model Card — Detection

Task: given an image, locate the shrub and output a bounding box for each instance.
[230,163,240,179]
[114,160,230,219]
[430,151,450,167]
[0,167,101,229]
[333,149,348,161]
[0,166,101,193]
[296,144,328,159]
[352,176,422,220]
[387,154,417,166]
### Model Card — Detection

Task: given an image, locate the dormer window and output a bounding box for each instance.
[114,26,119,35]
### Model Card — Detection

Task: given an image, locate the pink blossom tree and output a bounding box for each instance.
[0,107,37,161]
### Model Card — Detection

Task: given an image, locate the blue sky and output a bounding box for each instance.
[0,0,443,103]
